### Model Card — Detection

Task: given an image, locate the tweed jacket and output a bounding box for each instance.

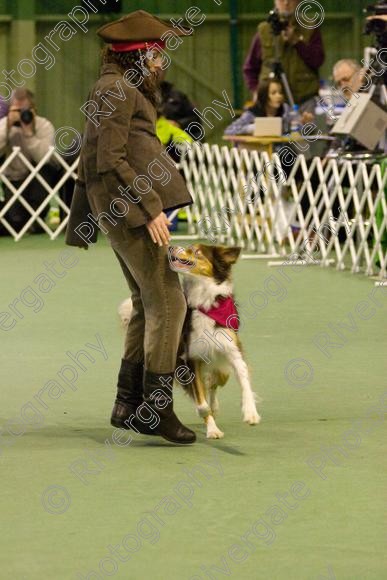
[65,63,193,248]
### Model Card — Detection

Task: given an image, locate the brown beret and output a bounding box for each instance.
[97,9,192,43]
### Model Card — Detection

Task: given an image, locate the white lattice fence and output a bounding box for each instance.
[1,144,386,278]
[0,146,78,241]
[181,143,387,278]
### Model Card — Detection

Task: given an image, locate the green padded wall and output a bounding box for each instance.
[0,0,378,136]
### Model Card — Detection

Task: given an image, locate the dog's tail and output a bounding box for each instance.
[118,298,132,328]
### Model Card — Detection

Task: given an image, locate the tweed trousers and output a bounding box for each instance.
[105,221,187,374]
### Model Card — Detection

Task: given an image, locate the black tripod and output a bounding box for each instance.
[268,34,295,108]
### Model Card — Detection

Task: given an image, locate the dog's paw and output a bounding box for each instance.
[206,427,224,439]
[243,410,261,425]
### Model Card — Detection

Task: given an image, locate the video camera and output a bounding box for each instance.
[363,1,387,48]
[267,9,289,36]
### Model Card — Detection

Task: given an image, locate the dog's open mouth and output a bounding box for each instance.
[170,255,194,266]
[169,254,195,270]
[168,247,196,271]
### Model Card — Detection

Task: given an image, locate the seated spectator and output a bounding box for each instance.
[0,88,57,235]
[332,59,365,99]
[156,112,193,163]
[160,80,203,140]
[321,59,371,156]
[156,112,193,230]
[225,79,293,135]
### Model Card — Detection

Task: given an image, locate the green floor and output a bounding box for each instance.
[0,234,386,580]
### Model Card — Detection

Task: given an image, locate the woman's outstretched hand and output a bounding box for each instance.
[146,212,172,246]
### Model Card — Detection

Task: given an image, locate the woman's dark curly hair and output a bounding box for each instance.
[250,78,285,117]
[101,46,161,107]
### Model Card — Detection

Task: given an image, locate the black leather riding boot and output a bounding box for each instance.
[142,370,196,445]
[110,359,155,435]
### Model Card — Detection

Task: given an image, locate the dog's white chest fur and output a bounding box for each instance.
[188,311,233,374]
[183,275,233,311]
[184,276,236,374]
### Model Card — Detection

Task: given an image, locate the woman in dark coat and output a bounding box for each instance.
[65,11,196,444]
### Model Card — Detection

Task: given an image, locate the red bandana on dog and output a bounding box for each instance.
[198,296,239,331]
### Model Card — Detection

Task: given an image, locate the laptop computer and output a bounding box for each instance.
[254,117,282,137]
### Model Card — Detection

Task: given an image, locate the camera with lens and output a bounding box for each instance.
[267,9,289,36]
[20,109,34,125]
[13,108,34,127]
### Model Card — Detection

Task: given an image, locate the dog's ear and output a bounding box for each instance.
[216,246,242,265]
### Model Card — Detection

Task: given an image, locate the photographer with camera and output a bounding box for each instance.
[243,0,325,106]
[0,88,57,235]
